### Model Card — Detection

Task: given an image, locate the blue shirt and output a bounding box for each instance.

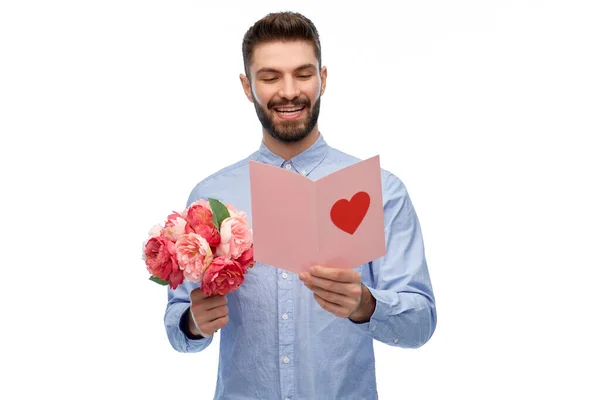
[164,133,436,400]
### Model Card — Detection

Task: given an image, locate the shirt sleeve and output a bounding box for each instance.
[164,280,214,353]
[349,173,437,348]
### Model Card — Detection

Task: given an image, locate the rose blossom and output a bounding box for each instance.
[216,216,253,259]
[161,212,187,242]
[201,256,245,296]
[143,235,183,289]
[237,245,255,272]
[175,233,213,282]
[185,203,220,247]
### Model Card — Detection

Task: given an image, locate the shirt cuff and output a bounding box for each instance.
[166,302,212,352]
[348,285,396,342]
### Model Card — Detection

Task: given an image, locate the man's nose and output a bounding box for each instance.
[278,75,301,100]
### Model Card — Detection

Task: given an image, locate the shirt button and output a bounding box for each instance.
[282,272,288,279]
[282,313,288,320]
[285,164,291,170]
[301,170,307,175]
[393,338,399,344]
[283,356,289,364]
[371,324,377,331]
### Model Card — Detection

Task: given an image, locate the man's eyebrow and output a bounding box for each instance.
[295,63,317,71]
[255,63,318,75]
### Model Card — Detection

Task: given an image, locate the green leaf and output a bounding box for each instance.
[208,197,231,232]
[149,276,169,286]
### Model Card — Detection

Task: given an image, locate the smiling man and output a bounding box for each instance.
[164,11,436,400]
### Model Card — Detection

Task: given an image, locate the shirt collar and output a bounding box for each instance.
[257,132,329,176]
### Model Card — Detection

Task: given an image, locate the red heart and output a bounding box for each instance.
[330,191,370,234]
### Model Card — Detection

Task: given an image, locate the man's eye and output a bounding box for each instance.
[298,75,312,79]
[262,77,277,82]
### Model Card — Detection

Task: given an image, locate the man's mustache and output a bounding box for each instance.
[268,98,310,109]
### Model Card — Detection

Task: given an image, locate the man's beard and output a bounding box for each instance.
[252,93,321,143]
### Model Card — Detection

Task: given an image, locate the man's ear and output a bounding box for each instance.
[239,74,254,103]
[320,66,328,96]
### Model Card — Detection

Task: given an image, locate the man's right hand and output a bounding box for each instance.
[187,287,229,338]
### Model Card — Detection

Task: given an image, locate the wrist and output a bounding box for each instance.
[349,284,376,323]
[182,307,205,339]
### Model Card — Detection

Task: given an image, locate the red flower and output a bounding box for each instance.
[236,245,256,272]
[201,257,245,296]
[185,203,220,246]
[143,235,184,289]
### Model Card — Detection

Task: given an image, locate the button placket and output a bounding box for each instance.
[277,268,294,398]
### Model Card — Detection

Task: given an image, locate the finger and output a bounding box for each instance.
[305,283,358,310]
[303,274,357,295]
[190,287,210,301]
[191,293,227,309]
[201,295,228,310]
[309,265,361,283]
[313,293,352,318]
[199,315,229,336]
[193,304,228,325]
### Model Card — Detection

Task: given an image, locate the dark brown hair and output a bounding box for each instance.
[242,11,322,78]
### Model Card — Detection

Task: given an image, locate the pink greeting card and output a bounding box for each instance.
[249,155,386,274]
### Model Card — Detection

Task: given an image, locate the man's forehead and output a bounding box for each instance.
[251,40,318,73]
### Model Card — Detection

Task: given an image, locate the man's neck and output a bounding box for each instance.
[262,127,320,161]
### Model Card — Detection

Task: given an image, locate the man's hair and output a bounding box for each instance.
[242,11,322,78]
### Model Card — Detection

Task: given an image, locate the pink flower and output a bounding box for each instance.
[185,203,220,247]
[175,233,213,283]
[237,245,256,272]
[226,204,247,219]
[216,216,253,259]
[147,224,163,238]
[143,235,183,289]
[201,257,245,296]
[162,212,187,242]
[187,198,210,210]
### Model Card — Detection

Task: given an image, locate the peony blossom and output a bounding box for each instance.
[175,233,213,282]
[188,198,210,209]
[147,224,163,238]
[236,245,256,272]
[216,216,253,259]
[185,203,220,246]
[201,256,245,296]
[143,235,184,289]
[162,212,187,242]
[225,204,247,219]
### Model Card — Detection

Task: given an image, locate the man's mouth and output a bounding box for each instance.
[273,105,306,120]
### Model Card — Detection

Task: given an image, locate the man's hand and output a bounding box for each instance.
[187,287,229,337]
[299,265,375,322]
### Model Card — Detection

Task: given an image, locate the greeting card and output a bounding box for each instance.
[249,155,386,274]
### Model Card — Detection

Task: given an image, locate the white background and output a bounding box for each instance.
[1,1,599,399]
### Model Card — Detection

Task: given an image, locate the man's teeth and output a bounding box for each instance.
[276,107,304,113]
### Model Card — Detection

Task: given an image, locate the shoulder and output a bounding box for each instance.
[326,146,407,190]
[185,151,258,206]
[326,145,412,211]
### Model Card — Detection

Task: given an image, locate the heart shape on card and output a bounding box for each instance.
[330,191,370,234]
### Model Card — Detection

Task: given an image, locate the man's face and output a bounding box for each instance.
[241,40,327,143]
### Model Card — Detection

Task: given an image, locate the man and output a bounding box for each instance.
[164,11,436,400]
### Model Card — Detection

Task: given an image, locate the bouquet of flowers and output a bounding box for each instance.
[142,198,255,296]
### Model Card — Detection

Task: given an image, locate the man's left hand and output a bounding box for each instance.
[299,265,375,322]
